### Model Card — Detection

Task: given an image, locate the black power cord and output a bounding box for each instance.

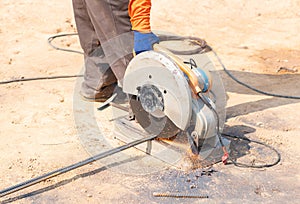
[47,33,84,55]
[0,33,84,85]
[210,48,300,100]
[0,75,83,85]
[1,32,299,101]
[198,92,281,168]
[222,133,281,168]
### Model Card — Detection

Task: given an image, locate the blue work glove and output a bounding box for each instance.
[134,31,160,55]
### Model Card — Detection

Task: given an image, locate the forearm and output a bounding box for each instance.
[128,0,151,32]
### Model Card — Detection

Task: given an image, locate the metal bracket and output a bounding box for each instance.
[127,105,135,121]
[146,140,152,154]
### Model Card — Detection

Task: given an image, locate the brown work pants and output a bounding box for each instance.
[72,0,133,98]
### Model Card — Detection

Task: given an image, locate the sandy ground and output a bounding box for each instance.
[1,0,300,203]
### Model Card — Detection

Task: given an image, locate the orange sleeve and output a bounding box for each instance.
[128,0,151,32]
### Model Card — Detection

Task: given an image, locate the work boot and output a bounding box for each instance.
[80,83,117,102]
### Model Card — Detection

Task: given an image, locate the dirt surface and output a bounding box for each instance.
[1,0,300,203]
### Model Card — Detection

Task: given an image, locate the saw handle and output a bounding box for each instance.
[153,44,202,94]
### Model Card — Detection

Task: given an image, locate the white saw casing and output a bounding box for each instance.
[123,51,192,130]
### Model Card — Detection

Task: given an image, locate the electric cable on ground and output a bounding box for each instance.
[47,33,84,54]
[0,75,83,85]
[222,133,281,168]
[1,32,299,101]
[0,33,84,85]
[209,48,300,99]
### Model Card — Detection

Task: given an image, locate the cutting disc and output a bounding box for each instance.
[129,96,180,138]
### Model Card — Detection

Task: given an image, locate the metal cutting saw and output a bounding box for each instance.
[117,34,230,163]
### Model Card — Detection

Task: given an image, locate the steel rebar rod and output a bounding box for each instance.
[0,135,156,197]
[153,192,209,198]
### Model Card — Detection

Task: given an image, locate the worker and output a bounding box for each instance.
[72,0,159,102]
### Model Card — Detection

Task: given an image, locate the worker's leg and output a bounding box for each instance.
[84,0,134,86]
[72,0,117,100]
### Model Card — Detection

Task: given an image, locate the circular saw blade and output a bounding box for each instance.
[129,97,180,138]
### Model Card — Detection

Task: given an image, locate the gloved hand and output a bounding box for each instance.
[134,31,160,55]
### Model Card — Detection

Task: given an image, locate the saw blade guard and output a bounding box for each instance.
[123,51,193,134]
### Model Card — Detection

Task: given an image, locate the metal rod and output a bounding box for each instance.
[153,192,209,198]
[97,93,117,110]
[0,135,157,198]
[109,102,129,112]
